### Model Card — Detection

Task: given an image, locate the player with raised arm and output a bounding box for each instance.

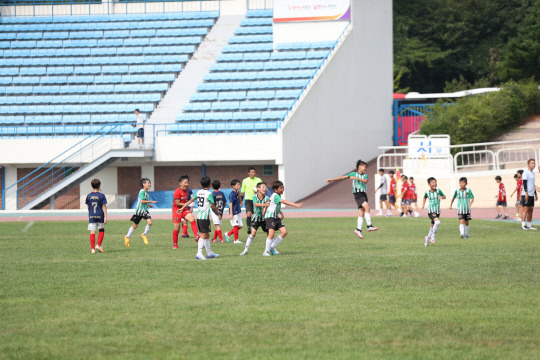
[85,179,107,254]
[326,160,378,239]
[449,177,474,238]
[421,177,446,246]
[124,178,156,247]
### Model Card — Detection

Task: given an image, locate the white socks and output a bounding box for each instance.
[527,221,532,228]
[459,224,465,236]
[357,216,364,231]
[427,227,433,238]
[245,235,253,250]
[387,210,391,215]
[364,213,372,227]
[465,225,470,236]
[522,221,526,228]
[272,235,283,249]
[265,238,273,253]
[126,227,134,238]
[205,239,213,255]
[143,225,151,235]
[197,238,205,256]
[432,220,441,237]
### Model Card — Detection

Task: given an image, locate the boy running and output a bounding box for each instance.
[211,180,227,243]
[226,179,243,244]
[240,182,270,256]
[494,176,508,219]
[85,179,107,254]
[194,176,221,260]
[263,180,303,256]
[172,175,199,249]
[421,177,446,246]
[124,178,156,247]
[510,171,523,220]
[327,160,379,239]
[449,177,474,238]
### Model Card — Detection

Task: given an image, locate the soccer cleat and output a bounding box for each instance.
[172,245,178,249]
[207,253,220,259]
[96,246,104,253]
[91,248,96,254]
[464,235,469,239]
[195,235,199,243]
[262,251,272,257]
[414,212,420,217]
[460,235,464,239]
[495,214,502,219]
[424,236,429,246]
[124,236,130,247]
[212,239,216,243]
[195,254,207,260]
[224,234,230,243]
[234,240,243,244]
[376,211,383,216]
[354,229,363,239]
[522,226,529,231]
[220,239,224,243]
[239,249,248,256]
[528,226,537,230]
[514,217,521,221]
[503,215,509,220]
[142,234,148,245]
[270,248,278,256]
[430,236,435,244]
[367,226,379,232]
[181,234,189,238]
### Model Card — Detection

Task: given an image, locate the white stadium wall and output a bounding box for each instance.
[280,0,393,201]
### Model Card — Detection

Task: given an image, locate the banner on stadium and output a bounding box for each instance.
[408,136,451,158]
[273,0,351,23]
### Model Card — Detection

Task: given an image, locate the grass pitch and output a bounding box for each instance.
[0,216,538,359]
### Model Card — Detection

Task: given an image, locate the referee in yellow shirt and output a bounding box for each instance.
[241,167,262,235]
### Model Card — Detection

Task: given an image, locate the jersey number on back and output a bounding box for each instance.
[197,196,205,207]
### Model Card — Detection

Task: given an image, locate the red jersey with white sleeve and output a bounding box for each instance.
[389,178,396,196]
[172,187,191,222]
[409,182,417,200]
[498,183,506,202]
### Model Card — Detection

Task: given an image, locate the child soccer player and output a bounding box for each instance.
[194,176,221,260]
[181,182,195,238]
[263,180,303,256]
[172,175,199,249]
[211,180,227,243]
[449,177,474,238]
[396,175,411,217]
[85,179,107,254]
[376,168,390,216]
[510,171,523,220]
[327,160,379,239]
[226,179,243,244]
[387,170,397,216]
[409,176,420,217]
[494,176,508,219]
[240,182,270,256]
[421,177,446,246]
[124,178,156,247]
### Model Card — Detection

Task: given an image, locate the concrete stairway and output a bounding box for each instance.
[148,14,243,124]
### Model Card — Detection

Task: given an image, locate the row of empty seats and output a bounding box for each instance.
[0,73,177,84]
[0,103,154,114]
[183,100,295,111]
[177,111,284,122]
[196,79,309,91]
[0,28,208,40]
[0,83,169,94]
[1,20,215,32]
[0,55,188,66]
[0,64,182,76]
[203,70,314,81]
[0,124,138,136]
[1,11,219,23]
[210,60,322,71]
[0,114,144,124]
[217,50,330,61]
[0,45,196,57]
[0,93,162,104]
[0,36,203,48]
[190,90,299,101]
[168,121,280,134]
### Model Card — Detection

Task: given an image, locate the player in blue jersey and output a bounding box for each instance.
[85,179,107,254]
[211,179,227,243]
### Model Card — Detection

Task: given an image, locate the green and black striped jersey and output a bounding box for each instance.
[453,188,474,214]
[252,194,269,222]
[424,189,445,213]
[348,172,367,193]
[135,190,149,216]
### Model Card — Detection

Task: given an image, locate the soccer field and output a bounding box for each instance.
[1,217,538,359]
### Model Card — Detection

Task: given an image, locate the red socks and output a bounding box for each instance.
[213,230,223,241]
[227,227,240,241]
[97,231,104,246]
[190,221,199,238]
[173,230,179,246]
[90,234,96,249]
[182,224,188,236]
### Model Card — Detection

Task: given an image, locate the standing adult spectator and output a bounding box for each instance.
[241,166,262,235]
[133,109,144,148]
[521,159,537,230]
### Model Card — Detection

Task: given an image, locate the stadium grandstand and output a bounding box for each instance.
[0,0,393,210]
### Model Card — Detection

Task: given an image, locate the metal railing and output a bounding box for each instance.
[246,0,272,10]
[0,0,220,17]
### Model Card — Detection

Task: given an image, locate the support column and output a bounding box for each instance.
[141,165,155,186]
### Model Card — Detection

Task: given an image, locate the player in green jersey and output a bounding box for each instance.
[449,177,475,238]
[124,178,156,247]
[194,176,221,260]
[421,177,446,246]
[240,182,270,256]
[327,159,378,239]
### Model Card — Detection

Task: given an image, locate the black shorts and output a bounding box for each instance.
[251,219,268,233]
[130,213,151,225]
[496,201,507,207]
[380,194,387,201]
[428,212,440,224]
[354,192,368,208]
[388,194,396,204]
[245,199,254,213]
[521,195,534,207]
[197,219,211,233]
[458,213,471,221]
[265,217,285,231]
[137,128,144,138]
[402,199,412,205]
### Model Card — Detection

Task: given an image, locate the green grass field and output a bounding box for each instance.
[1,217,538,359]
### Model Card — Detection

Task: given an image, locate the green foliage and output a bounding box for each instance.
[1,218,539,359]
[420,80,540,144]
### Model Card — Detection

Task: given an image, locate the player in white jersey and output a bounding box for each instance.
[521,159,538,230]
[240,182,270,256]
[262,180,303,256]
[194,176,221,260]
[327,159,378,239]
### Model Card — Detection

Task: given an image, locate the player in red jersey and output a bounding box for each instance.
[387,170,398,216]
[409,176,420,217]
[172,175,199,249]
[494,175,508,219]
[396,175,411,217]
[510,170,524,220]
